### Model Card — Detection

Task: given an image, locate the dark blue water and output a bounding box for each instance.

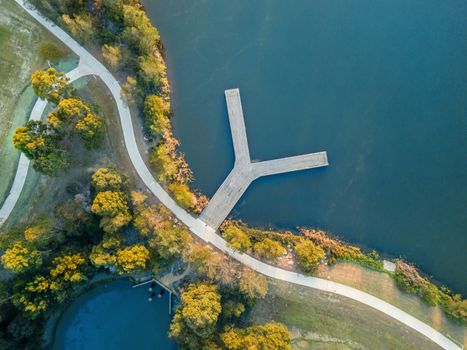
[142,0,467,294]
[52,280,176,350]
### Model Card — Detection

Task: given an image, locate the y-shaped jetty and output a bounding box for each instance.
[199,89,329,229]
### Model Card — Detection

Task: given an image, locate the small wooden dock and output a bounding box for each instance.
[199,89,328,229]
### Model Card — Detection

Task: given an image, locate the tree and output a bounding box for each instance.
[49,254,87,283]
[149,224,191,260]
[1,242,41,273]
[168,183,196,209]
[442,294,467,323]
[223,225,251,252]
[90,245,116,268]
[24,224,46,242]
[13,120,69,175]
[182,243,214,276]
[138,55,163,91]
[294,239,325,272]
[144,95,170,135]
[238,267,268,299]
[170,283,221,348]
[421,283,440,306]
[222,300,245,319]
[115,245,149,274]
[149,143,177,182]
[91,167,127,191]
[91,191,132,233]
[38,42,66,62]
[122,4,160,56]
[254,238,286,260]
[31,68,75,104]
[133,204,169,236]
[101,44,122,71]
[221,322,291,350]
[14,275,53,318]
[120,75,139,106]
[49,97,104,147]
[75,112,104,147]
[62,14,95,43]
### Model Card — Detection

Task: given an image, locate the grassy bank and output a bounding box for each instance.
[250,278,449,350]
[0,0,72,204]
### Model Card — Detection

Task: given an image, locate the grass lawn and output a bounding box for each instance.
[249,278,449,350]
[315,262,466,346]
[0,0,72,204]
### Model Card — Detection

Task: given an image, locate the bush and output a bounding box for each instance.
[168,183,196,209]
[38,42,66,62]
[421,284,440,306]
[294,239,325,272]
[253,238,286,260]
[223,225,251,252]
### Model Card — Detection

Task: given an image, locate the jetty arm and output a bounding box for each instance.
[225,89,251,164]
[252,151,328,178]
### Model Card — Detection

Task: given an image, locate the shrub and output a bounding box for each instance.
[253,238,286,260]
[38,42,66,62]
[294,240,325,272]
[223,225,251,252]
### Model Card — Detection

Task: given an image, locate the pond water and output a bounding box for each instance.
[52,280,176,350]
[142,0,467,294]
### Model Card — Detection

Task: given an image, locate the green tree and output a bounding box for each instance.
[221,322,291,350]
[170,283,221,348]
[38,42,66,62]
[168,183,196,209]
[238,267,268,299]
[122,4,160,55]
[294,239,325,272]
[223,225,251,252]
[421,283,440,306]
[62,14,95,43]
[222,300,245,319]
[120,75,139,106]
[101,44,122,71]
[149,224,192,260]
[149,143,177,182]
[144,94,170,135]
[13,120,69,175]
[254,238,286,260]
[31,68,75,104]
[442,294,467,323]
[138,55,163,90]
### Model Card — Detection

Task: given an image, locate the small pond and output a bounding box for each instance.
[52,280,177,350]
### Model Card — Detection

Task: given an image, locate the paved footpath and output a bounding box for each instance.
[1,2,461,349]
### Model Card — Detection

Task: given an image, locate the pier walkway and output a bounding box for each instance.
[199,89,328,228]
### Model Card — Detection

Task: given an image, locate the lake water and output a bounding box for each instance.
[142,0,467,294]
[52,280,176,350]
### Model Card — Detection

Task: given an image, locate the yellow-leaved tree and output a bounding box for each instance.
[1,242,41,273]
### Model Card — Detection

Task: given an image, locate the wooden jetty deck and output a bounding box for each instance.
[199,89,329,229]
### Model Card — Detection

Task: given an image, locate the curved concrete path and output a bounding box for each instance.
[1,2,461,349]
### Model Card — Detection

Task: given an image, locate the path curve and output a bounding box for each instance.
[2,2,461,349]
